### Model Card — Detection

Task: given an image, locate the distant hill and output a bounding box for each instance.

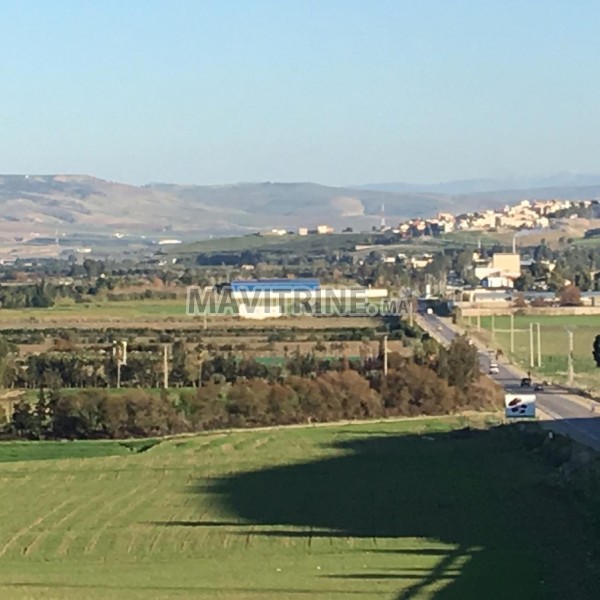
[2,174,600,239]
[0,176,459,236]
[145,181,456,230]
[359,173,600,196]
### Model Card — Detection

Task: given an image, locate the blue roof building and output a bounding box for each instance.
[230,278,320,292]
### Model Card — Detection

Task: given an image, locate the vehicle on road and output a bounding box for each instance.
[534,383,544,392]
[489,362,499,374]
[426,308,433,315]
[520,377,532,388]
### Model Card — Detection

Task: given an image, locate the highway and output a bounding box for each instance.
[419,312,600,452]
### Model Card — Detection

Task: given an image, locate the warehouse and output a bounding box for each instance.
[225,278,388,319]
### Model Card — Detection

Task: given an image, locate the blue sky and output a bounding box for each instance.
[1,0,599,185]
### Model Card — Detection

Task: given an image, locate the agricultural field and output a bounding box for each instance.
[0,310,405,399]
[0,297,385,331]
[466,314,600,388]
[169,231,439,258]
[0,299,188,328]
[0,417,598,599]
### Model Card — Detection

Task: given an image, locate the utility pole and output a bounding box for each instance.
[536,322,542,368]
[198,351,205,388]
[113,340,127,389]
[567,329,574,386]
[510,312,515,354]
[529,322,534,368]
[383,335,388,376]
[163,344,169,389]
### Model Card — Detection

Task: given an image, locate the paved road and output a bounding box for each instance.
[420,313,600,451]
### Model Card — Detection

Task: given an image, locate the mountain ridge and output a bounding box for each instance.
[1,174,599,238]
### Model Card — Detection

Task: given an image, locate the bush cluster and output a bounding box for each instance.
[5,361,502,440]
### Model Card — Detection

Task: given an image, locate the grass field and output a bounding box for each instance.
[468,314,600,388]
[0,298,383,331]
[0,417,598,599]
[0,439,159,462]
[0,299,187,326]
[172,232,381,256]
[173,231,515,259]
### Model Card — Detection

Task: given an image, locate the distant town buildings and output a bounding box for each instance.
[261,229,288,237]
[395,198,597,238]
[254,198,596,245]
[259,225,334,237]
[316,224,334,235]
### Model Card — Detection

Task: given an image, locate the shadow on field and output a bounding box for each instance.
[186,421,600,599]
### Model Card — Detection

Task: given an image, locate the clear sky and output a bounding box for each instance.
[1,0,599,186]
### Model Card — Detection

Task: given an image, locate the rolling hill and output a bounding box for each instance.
[1,174,600,240]
[0,175,490,238]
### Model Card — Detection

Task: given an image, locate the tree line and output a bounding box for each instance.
[1,335,502,440]
[0,319,419,390]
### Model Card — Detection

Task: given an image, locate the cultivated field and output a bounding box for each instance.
[0,299,382,330]
[0,299,187,327]
[0,417,598,599]
[469,314,600,388]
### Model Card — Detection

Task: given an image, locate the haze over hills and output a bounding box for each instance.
[0,175,473,237]
[358,173,600,195]
[1,174,600,241]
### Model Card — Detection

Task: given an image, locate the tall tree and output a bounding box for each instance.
[437,334,480,390]
[593,334,600,368]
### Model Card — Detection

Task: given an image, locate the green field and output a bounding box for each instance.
[172,231,504,259]
[172,232,381,256]
[0,439,159,462]
[0,299,189,326]
[441,230,507,246]
[0,417,598,599]
[469,314,600,387]
[0,297,388,328]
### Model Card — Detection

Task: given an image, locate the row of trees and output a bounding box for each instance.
[2,335,501,440]
[512,284,583,307]
[0,321,414,389]
[517,243,600,292]
[2,347,370,389]
[0,282,55,309]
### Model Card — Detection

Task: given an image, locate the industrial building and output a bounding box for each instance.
[230,278,320,294]
[224,278,388,319]
[474,252,522,289]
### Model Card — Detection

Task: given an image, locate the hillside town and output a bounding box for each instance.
[397,198,597,236]
[256,198,598,241]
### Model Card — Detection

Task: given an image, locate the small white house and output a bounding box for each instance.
[482,276,514,289]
